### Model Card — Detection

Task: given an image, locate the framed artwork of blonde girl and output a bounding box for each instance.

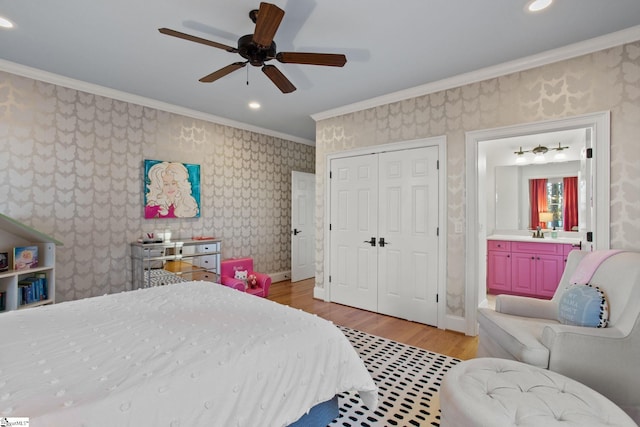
[144,160,201,219]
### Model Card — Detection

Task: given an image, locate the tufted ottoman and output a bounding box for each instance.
[440,358,637,426]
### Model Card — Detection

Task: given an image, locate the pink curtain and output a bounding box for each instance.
[529,179,548,229]
[563,176,578,231]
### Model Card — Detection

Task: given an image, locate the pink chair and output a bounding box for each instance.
[220,257,272,297]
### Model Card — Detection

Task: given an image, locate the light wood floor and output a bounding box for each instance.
[267,278,478,360]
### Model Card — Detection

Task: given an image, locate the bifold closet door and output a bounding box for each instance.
[329,146,439,326]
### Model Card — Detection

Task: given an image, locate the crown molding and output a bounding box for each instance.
[312,25,640,122]
[0,59,315,147]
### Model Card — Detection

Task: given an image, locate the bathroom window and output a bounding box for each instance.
[529,176,578,231]
[546,179,563,229]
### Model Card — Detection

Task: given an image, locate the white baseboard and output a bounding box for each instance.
[269,271,290,283]
[313,286,326,300]
[446,314,468,334]
[289,282,471,335]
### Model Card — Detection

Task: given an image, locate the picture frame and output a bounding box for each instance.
[13,246,38,270]
[143,159,201,219]
[0,251,8,272]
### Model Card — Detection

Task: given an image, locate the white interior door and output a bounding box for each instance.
[291,171,315,282]
[377,147,439,325]
[329,154,378,312]
[329,146,440,325]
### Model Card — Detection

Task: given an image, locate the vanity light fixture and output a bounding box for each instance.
[514,147,527,164]
[554,151,566,161]
[534,152,546,163]
[554,143,568,160]
[514,142,568,163]
[526,0,553,12]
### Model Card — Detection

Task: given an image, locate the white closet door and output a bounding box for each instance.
[377,147,439,325]
[329,154,379,312]
[291,171,316,282]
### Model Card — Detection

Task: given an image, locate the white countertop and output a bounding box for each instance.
[487,234,582,246]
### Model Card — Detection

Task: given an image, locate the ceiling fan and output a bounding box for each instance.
[159,2,347,94]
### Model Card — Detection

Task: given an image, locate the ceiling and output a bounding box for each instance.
[1,1,640,145]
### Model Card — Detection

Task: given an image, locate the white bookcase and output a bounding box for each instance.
[0,213,63,313]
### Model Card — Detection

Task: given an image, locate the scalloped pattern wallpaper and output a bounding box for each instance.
[0,73,314,301]
[315,42,640,318]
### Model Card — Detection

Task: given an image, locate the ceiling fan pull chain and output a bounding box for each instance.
[246,65,249,86]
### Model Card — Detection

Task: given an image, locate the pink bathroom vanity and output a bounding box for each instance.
[486,236,582,299]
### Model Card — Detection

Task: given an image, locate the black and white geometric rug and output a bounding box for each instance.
[332,326,461,427]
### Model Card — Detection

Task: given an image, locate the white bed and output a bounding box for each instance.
[0,281,377,426]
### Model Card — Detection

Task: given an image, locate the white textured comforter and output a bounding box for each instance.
[0,281,377,426]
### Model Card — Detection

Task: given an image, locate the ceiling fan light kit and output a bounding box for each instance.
[159,2,347,94]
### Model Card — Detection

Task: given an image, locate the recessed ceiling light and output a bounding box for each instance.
[248,101,261,110]
[0,16,14,29]
[526,0,553,12]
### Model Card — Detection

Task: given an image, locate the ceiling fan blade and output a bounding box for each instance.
[199,62,246,83]
[276,52,347,67]
[252,2,285,48]
[159,28,238,52]
[262,65,296,93]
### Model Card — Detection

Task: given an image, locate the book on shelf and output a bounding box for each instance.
[18,274,47,305]
[13,245,39,270]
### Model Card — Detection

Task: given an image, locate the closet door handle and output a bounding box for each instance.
[379,237,389,247]
[292,228,301,235]
[364,237,376,246]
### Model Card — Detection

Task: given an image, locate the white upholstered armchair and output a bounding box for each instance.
[477,250,640,422]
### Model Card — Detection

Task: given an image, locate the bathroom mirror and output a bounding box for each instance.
[480,127,586,235]
[495,161,580,231]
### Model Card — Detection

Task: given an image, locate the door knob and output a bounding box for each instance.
[292,229,301,235]
[364,237,376,246]
[379,237,389,247]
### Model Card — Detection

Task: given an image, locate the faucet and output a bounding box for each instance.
[532,226,545,238]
